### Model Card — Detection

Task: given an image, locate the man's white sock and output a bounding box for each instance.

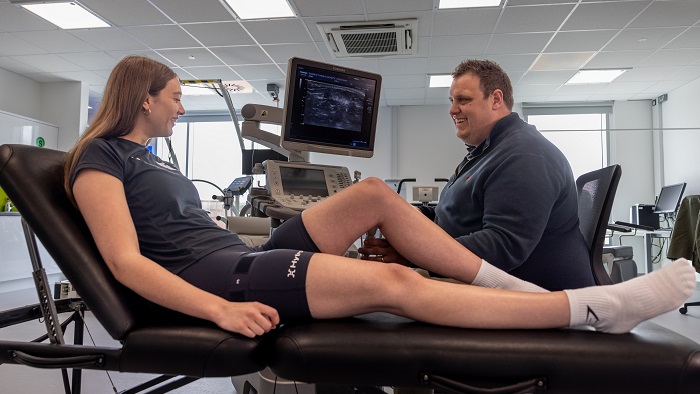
[472,259,548,292]
[564,258,696,334]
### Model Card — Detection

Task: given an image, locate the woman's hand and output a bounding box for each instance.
[213,301,280,338]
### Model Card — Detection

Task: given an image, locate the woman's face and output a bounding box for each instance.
[144,77,185,138]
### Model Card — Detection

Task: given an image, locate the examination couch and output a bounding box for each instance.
[1,144,700,393]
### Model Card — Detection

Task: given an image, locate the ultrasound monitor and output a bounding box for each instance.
[653,182,686,214]
[281,57,382,158]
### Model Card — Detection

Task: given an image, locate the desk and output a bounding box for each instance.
[643,230,671,274]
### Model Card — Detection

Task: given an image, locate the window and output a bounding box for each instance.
[151,118,279,214]
[523,103,611,179]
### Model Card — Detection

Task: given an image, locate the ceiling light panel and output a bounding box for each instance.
[222,0,295,20]
[566,69,628,84]
[439,0,502,9]
[17,2,110,29]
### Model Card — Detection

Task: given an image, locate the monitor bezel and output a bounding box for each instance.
[653,182,686,214]
[280,57,382,159]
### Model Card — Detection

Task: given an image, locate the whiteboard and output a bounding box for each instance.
[0,110,58,149]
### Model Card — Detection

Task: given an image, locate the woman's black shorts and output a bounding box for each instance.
[178,214,320,323]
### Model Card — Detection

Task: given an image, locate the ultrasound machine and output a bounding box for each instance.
[240,57,381,227]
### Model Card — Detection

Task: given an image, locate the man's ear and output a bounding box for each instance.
[491,89,504,110]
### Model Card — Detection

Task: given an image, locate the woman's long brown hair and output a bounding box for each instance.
[63,55,177,205]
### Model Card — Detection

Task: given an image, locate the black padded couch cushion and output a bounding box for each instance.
[269,313,700,393]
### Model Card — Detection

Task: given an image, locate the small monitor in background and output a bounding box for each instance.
[653,182,686,214]
[241,149,288,175]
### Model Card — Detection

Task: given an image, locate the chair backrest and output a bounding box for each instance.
[576,164,621,286]
[0,144,147,340]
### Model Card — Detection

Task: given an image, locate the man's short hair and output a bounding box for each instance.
[452,59,514,110]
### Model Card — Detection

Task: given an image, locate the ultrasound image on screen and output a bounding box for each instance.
[302,80,364,132]
[280,167,329,197]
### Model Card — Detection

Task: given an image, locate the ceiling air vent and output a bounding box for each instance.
[318,19,418,58]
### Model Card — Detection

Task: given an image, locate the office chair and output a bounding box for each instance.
[667,194,700,314]
[576,164,637,285]
[0,144,265,393]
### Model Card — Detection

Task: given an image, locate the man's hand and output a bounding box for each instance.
[359,237,411,266]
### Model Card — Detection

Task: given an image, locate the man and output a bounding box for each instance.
[361,59,595,290]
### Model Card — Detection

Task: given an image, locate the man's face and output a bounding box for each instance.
[448,73,503,146]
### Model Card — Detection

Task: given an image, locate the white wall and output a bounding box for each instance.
[40,81,89,152]
[659,77,700,196]
[0,68,89,152]
[396,104,465,188]
[610,100,655,222]
[309,105,393,182]
[0,68,42,120]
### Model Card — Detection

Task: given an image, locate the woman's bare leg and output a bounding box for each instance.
[301,177,540,290]
[305,255,696,333]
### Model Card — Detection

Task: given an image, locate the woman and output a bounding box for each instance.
[65,55,695,338]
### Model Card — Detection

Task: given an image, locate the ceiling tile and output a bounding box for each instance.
[70,28,151,51]
[664,27,700,49]
[57,52,120,70]
[604,27,687,51]
[150,0,235,23]
[211,46,273,65]
[428,56,471,74]
[495,4,575,34]
[0,3,57,32]
[365,0,433,14]
[79,0,171,26]
[531,52,595,71]
[486,32,553,55]
[629,0,700,28]
[429,35,490,57]
[123,25,201,49]
[18,30,98,54]
[432,8,501,36]
[545,30,618,53]
[486,54,538,71]
[181,66,242,81]
[378,57,429,75]
[561,1,651,31]
[638,48,700,67]
[382,74,427,89]
[262,43,324,64]
[584,50,654,69]
[232,64,285,80]
[182,22,255,47]
[242,19,314,45]
[597,80,657,94]
[10,54,85,73]
[0,33,48,56]
[157,48,226,67]
[293,0,365,18]
[383,87,425,100]
[615,66,685,82]
[519,70,578,84]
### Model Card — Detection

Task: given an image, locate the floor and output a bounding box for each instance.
[2,282,700,394]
